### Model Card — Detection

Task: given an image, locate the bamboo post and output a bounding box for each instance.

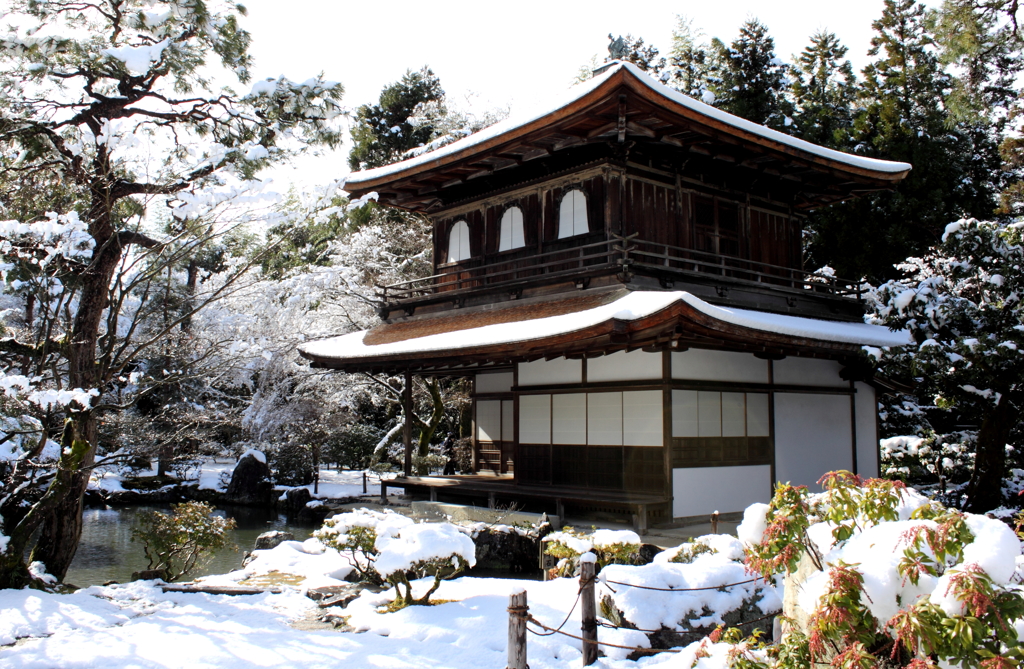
[506,589,529,669]
[580,556,598,666]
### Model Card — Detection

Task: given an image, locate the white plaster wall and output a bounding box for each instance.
[672,350,769,383]
[552,393,586,444]
[587,350,662,382]
[520,394,550,444]
[587,392,622,445]
[746,393,770,437]
[502,399,514,442]
[774,393,853,490]
[672,390,699,437]
[476,372,513,394]
[855,382,879,478]
[623,390,663,446]
[773,357,846,387]
[477,400,501,441]
[518,358,582,386]
[673,465,772,517]
[722,392,746,437]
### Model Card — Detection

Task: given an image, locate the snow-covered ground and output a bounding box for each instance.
[0,571,714,668]
[0,523,771,669]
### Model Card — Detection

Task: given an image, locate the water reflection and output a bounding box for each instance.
[65,505,318,587]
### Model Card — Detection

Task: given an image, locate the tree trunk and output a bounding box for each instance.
[415,379,445,475]
[963,393,1014,513]
[31,197,121,579]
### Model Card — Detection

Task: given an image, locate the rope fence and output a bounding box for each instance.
[506,561,779,668]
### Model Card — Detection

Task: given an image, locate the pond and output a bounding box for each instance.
[64,505,320,588]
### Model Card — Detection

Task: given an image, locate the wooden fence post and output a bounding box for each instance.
[580,556,598,666]
[711,510,720,534]
[362,472,367,495]
[507,589,529,669]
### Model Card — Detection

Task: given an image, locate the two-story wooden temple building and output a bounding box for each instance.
[299,62,911,532]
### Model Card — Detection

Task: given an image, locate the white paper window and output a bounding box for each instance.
[498,206,526,252]
[587,392,622,446]
[477,400,501,442]
[672,390,699,437]
[747,393,770,437]
[557,189,588,238]
[698,391,722,437]
[722,393,746,437]
[519,394,551,444]
[552,393,587,444]
[447,220,471,262]
[623,390,663,446]
[501,399,514,441]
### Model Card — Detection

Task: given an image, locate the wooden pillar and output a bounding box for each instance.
[506,589,529,669]
[403,370,413,477]
[580,558,598,665]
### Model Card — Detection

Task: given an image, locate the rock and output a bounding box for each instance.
[284,487,313,513]
[131,568,169,581]
[225,453,273,506]
[470,525,544,573]
[306,583,382,609]
[637,543,664,564]
[254,530,294,550]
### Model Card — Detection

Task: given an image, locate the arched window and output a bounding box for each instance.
[557,189,588,239]
[447,220,471,263]
[498,206,525,252]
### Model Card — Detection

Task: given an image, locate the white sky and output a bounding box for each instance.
[237,0,933,190]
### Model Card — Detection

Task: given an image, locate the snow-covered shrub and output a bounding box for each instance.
[599,533,779,652]
[314,509,476,608]
[880,432,975,493]
[129,502,236,582]
[543,527,642,577]
[730,470,1024,668]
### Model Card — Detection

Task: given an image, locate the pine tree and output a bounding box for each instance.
[790,31,857,149]
[348,67,445,171]
[665,16,721,104]
[710,19,792,129]
[804,0,997,280]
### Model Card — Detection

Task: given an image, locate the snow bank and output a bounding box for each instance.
[0,587,133,645]
[200,539,354,589]
[736,504,770,546]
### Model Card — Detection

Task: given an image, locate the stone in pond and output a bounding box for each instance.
[254,530,294,550]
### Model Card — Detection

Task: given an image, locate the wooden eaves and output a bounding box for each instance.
[343,62,911,213]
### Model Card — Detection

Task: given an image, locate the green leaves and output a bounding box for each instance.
[129,501,236,582]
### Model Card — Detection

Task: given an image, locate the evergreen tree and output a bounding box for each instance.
[665,16,721,104]
[931,0,1023,215]
[804,0,997,280]
[348,67,445,171]
[790,31,858,149]
[710,19,792,129]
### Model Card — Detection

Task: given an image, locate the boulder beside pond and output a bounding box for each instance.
[224,451,273,506]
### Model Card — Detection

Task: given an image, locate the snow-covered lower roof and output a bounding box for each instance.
[344,62,910,194]
[298,291,910,370]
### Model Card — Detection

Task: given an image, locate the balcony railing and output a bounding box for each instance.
[376,233,864,306]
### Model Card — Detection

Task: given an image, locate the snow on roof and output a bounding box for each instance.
[298,291,910,363]
[345,62,910,188]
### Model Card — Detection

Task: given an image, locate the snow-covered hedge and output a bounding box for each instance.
[543,527,642,576]
[314,508,476,607]
[727,471,1024,669]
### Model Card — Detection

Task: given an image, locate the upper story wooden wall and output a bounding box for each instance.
[431,162,802,273]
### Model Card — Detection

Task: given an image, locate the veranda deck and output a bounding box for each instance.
[380,475,670,534]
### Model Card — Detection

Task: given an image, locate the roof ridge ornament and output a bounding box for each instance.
[608,34,628,60]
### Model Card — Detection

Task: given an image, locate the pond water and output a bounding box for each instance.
[64,505,320,587]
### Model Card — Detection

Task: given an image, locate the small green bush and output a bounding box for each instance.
[130,502,236,582]
[270,442,314,486]
[326,424,384,470]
